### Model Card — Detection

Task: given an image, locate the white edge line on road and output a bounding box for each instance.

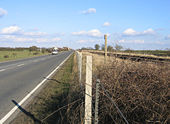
[0,52,73,124]
[0,69,6,72]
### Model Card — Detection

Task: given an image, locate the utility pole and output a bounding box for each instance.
[85,56,92,124]
[104,34,107,63]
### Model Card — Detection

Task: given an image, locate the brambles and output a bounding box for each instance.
[97,60,169,123]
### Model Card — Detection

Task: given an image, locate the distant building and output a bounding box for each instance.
[63,47,70,51]
[53,47,70,52]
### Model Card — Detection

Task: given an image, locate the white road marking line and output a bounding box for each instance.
[0,52,72,124]
[17,64,24,67]
[0,69,6,72]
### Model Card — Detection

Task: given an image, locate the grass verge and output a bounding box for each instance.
[0,50,49,62]
[11,53,82,124]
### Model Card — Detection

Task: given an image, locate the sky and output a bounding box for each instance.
[0,0,170,50]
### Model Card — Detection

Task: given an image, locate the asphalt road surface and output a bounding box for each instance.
[0,51,73,123]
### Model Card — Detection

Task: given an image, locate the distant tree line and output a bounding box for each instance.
[0,46,71,53]
[0,46,48,53]
[81,44,124,51]
[0,47,29,51]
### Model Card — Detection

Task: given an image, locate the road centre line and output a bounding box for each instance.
[0,52,73,124]
[0,69,6,72]
[17,64,24,67]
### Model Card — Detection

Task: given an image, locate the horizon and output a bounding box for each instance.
[0,0,170,50]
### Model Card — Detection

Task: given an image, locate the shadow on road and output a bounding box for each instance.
[11,100,42,124]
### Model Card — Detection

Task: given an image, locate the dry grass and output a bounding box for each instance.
[72,51,170,124]
[97,60,169,124]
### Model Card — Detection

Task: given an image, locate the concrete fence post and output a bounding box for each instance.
[78,52,82,86]
[85,56,92,124]
[95,79,100,124]
[76,51,82,87]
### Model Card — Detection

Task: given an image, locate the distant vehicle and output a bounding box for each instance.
[51,51,58,55]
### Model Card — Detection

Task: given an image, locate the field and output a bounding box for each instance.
[0,50,48,62]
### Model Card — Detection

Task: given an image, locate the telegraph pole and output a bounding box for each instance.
[104,34,107,63]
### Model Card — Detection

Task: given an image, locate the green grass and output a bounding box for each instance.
[0,50,49,62]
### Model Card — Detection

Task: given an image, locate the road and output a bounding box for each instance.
[0,51,73,123]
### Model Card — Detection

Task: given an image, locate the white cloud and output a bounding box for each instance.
[72,31,86,36]
[0,35,34,42]
[0,8,7,17]
[0,26,62,43]
[35,38,61,43]
[119,39,145,44]
[81,8,96,14]
[77,40,87,43]
[123,28,156,36]
[51,38,61,42]
[143,28,155,35]
[0,35,61,43]
[165,35,170,40]
[123,28,137,36]
[72,29,103,38]
[77,39,96,43]
[0,26,52,37]
[23,32,48,37]
[103,22,111,27]
[88,29,103,37]
[1,26,22,34]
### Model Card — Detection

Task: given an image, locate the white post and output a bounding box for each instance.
[78,52,82,86]
[85,56,92,124]
[76,51,82,87]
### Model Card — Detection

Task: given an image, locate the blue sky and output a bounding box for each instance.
[0,0,170,50]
